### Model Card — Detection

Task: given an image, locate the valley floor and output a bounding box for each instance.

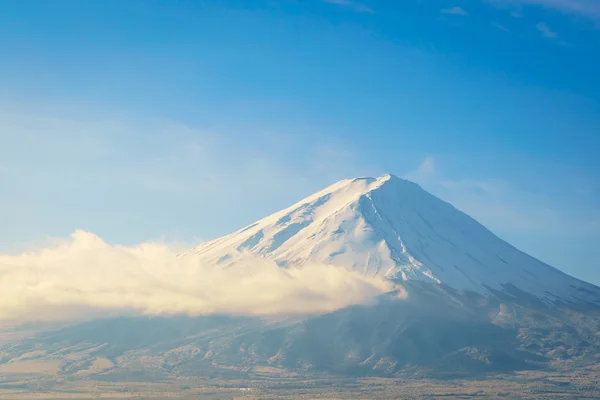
[1,363,598,400]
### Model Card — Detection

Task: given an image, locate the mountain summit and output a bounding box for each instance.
[184,174,600,305]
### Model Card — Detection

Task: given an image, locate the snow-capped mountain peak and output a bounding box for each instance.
[182,174,600,305]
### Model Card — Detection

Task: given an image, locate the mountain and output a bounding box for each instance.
[2,175,599,382]
[182,174,600,305]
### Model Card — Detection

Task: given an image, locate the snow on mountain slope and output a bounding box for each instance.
[181,174,600,304]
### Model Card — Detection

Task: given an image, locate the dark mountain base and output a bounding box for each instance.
[2,283,599,380]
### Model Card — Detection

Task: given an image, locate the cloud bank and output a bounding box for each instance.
[0,231,394,323]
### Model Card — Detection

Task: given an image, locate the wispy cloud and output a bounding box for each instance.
[492,22,510,31]
[441,6,469,15]
[488,0,600,20]
[322,0,374,13]
[404,156,600,236]
[536,21,558,37]
[0,108,374,250]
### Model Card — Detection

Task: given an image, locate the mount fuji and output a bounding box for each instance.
[182,174,600,306]
[3,175,599,379]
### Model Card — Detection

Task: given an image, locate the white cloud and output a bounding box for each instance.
[536,22,558,38]
[441,6,469,15]
[404,155,436,183]
[0,231,395,323]
[492,22,510,31]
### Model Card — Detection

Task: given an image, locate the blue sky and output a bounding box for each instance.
[1,0,599,284]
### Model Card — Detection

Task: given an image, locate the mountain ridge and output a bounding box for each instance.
[182,174,600,305]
